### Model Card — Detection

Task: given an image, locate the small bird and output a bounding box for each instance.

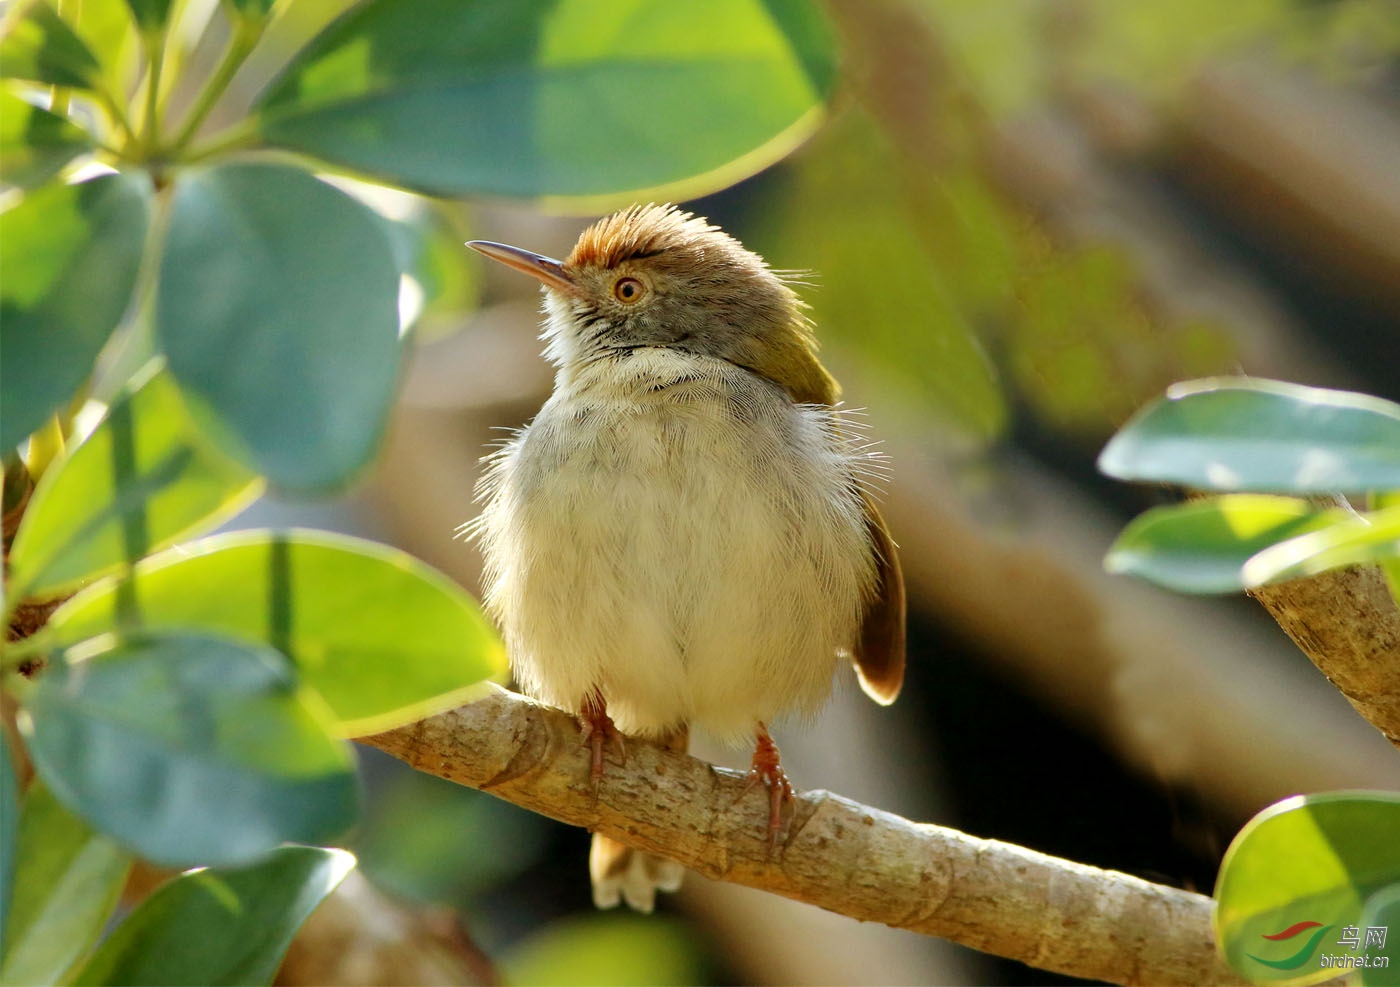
[465,204,905,912]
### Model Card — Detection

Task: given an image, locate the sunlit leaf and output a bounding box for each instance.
[1215,791,1400,984]
[0,781,130,987]
[255,0,837,201]
[24,633,359,867]
[0,2,102,89]
[0,172,150,452]
[1104,495,1341,593]
[1242,506,1400,587]
[50,529,505,736]
[157,162,400,490]
[1099,378,1400,493]
[0,91,95,188]
[7,369,262,600]
[72,846,354,987]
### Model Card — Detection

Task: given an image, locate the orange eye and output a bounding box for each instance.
[613,276,646,303]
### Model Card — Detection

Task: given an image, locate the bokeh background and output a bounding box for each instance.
[185,1,1400,983]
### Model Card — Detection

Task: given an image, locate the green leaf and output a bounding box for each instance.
[23,632,359,867]
[157,162,400,490]
[7,368,262,600]
[72,846,354,987]
[0,91,96,188]
[1357,884,1400,986]
[122,0,172,31]
[756,110,1006,439]
[254,0,837,200]
[502,913,705,987]
[0,2,102,89]
[1242,505,1400,587]
[0,732,17,961]
[50,529,505,736]
[0,172,150,452]
[1104,495,1342,594]
[1215,791,1400,983]
[1099,378,1400,493]
[0,781,130,987]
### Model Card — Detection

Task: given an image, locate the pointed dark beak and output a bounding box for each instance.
[466,240,576,293]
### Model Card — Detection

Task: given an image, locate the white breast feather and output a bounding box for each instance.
[470,348,878,744]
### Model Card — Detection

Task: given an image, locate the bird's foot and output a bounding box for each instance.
[743,723,794,854]
[579,691,625,786]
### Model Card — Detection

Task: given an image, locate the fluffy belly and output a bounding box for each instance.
[473,362,876,743]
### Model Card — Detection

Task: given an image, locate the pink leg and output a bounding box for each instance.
[745,722,794,852]
[579,690,625,785]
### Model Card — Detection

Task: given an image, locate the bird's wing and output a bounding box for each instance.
[853,492,906,705]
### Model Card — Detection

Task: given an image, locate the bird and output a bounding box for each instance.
[463,203,905,913]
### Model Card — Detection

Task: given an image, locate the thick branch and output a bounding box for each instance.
[360,688,1244,986]
[1251,565,1400,751]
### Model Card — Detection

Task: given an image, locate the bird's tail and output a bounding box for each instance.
[588,725,688,913]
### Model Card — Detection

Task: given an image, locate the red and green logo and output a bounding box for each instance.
[1248,921,1335,970]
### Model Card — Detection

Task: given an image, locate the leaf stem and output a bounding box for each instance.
[168,13,265,154]
[140,26,168,156]
[182,116,261,165]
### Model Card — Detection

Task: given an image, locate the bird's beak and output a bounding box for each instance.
[466,240,576,293]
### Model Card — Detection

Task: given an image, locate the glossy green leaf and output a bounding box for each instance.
[0,781,130,987]
[0,732,16,961]
[50,529,505,736]
[0,172,150,452]
[1242,505,1400,587]
[7,369,262,600]
[157,162,400,490]
[1357,884,1400,986]
[1215,791,1400,983]
[0,91,95,188]
[72,846,354,987]
[1099,378,1400,493]
[0,2,102,89]
[502,913,704,987]
[1104,495,1342,594]
[24,633,359,867]
[254,0,837,200]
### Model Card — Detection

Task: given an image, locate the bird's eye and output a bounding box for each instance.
[613,277,646,303]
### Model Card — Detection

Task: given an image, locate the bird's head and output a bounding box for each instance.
[468,204,837,404]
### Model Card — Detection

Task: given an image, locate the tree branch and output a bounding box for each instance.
[359,687,1245,986]
[1250,564,1400,751]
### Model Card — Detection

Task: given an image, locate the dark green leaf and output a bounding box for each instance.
[224,0,278,21]
[0,732,17,961]
[24,633,359,867]
[1099,377,1400,493]
[1241,505,1400,586]
[1358,884,1400,986]
[0,780,130,986]
[255,0,837,199]
[0,91,96,188]
[72,846,354,987]
[0,2,102,89]
[1104,495,1342,593]
[1215,791,1400,982]
[157,162,400,490]
[50,529,505,736]
[0,172,150,451]
[7,369,262,599]
[122,0,172,31]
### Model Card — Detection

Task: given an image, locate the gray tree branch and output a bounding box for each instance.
[359,687,1245,986]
